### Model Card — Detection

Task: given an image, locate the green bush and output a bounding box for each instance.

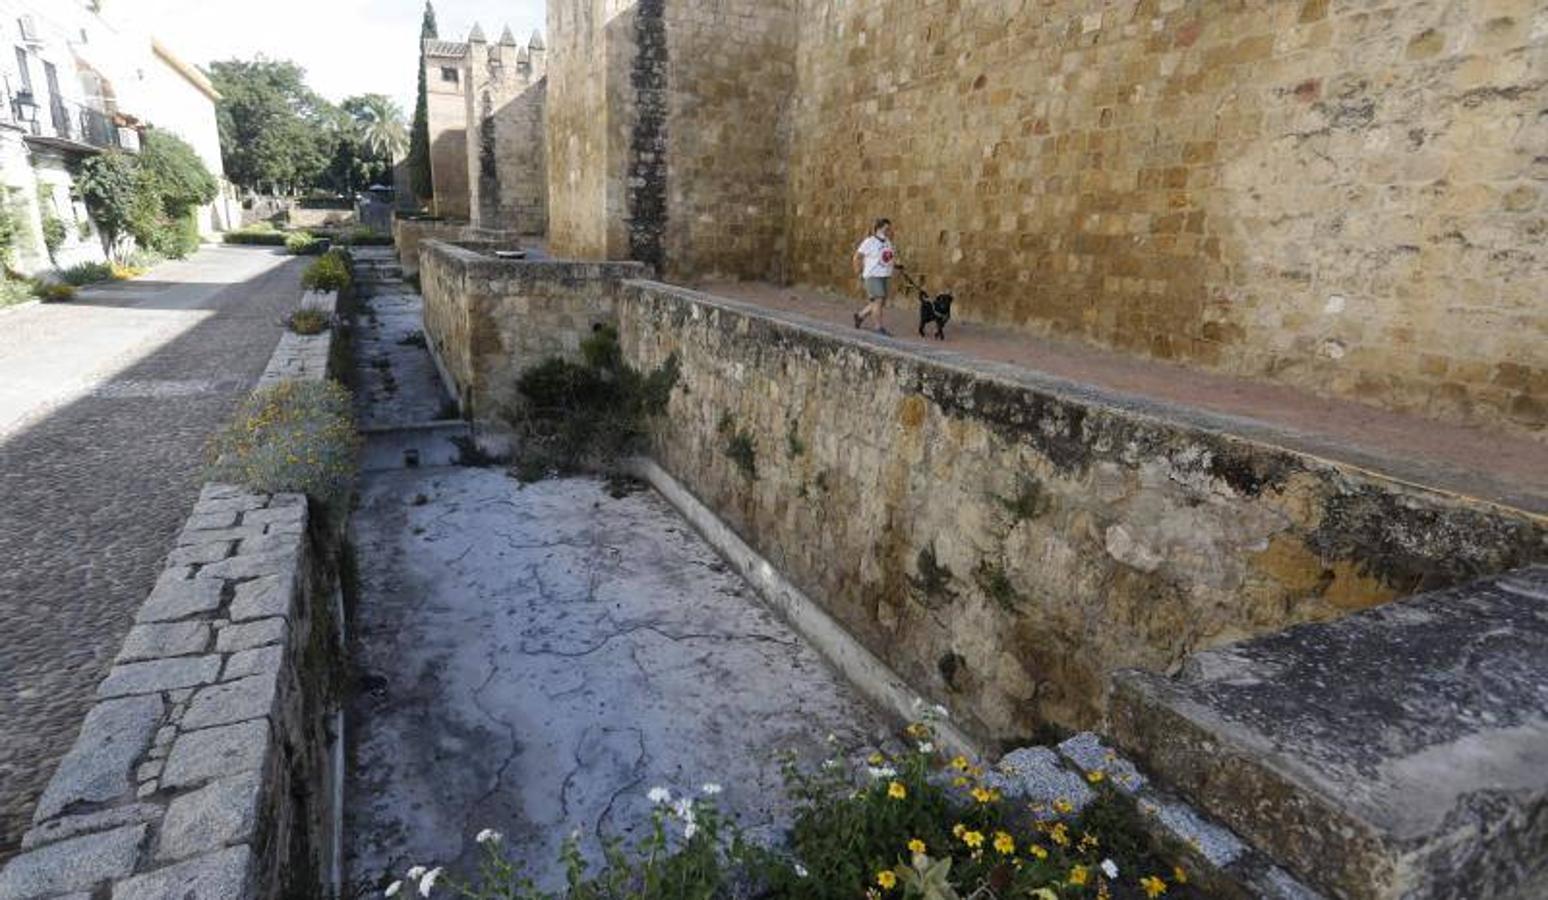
[75,131,215,261]
[300,250,351,292]
[342,225,392,246]
[0,277,33,307]
[34,281,76,302]
[41,215,67,261]
[286,307,331,335]
[508,325,678,480]
[285,231,324,255]
[207,379,359,509]
[223,228,288,246]
[59,261,114,285]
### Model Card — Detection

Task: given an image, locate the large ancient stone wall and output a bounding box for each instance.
[425,43,472,220]
[784,0,1546,440]
[464,32,549,236]
[542,0,1545,440]
[545,0,797,281]
[546,0,631,259]
[617,281,1546,737]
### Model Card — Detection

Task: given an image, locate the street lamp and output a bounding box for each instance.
[13,91,38,131]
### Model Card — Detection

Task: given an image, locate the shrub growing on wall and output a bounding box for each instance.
[300,250,351,292]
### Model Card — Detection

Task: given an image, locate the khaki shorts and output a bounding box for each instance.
[863,276,890,299]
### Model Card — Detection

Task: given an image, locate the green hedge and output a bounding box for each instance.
[223,230,287,246]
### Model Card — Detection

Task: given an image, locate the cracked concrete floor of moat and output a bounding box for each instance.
[343,465,894,893]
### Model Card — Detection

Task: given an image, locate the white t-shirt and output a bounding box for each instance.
[857,235,896,278]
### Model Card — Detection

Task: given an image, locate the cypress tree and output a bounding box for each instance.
[408,1,437,207]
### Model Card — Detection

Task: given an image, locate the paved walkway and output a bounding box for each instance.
[0,246,301,859]
[699,281,1548,515]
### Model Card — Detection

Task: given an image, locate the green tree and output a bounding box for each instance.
[349,94,408,163]
[209,58,333,194]
[408,1,437,205]
[75,130,216,260]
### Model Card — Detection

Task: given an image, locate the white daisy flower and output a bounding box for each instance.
[419,867,443,895]
[1100,858,1119,879]
[475,828,502,844]
[384,881,402,898]
[406,866,426,881]
[866,765,898,780]
[917,741,935,753]
[647,786,671,804]
[795,864,809,877]
[701,783,722,796]
[672,797,694,819]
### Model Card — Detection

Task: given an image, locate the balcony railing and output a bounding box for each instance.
[8,90,138,152]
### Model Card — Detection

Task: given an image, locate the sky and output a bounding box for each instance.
[122,0,547,114]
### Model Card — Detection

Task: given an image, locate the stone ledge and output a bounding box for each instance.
[0,288,344,899]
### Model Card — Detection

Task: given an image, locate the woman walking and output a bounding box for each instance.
[852,218,898,335]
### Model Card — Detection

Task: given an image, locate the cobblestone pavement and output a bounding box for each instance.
[0,247,302,860]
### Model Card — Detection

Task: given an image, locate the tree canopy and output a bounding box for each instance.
[210,58,409,196]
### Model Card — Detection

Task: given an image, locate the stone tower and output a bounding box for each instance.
[463,25,548,235]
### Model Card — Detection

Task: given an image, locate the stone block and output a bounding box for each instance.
[161,719,270,788]
[165,541,235,567]
[228,573,294,621]
[222,645,284,681]
[1136,794,1247,868]
[216,617,287,653]
[136,572,224,623]
[183,510,239,532]
[1109,571,1548,900]
[197,551,296,582]
[21,804,161,851]
[111,845,253,900]
[33,695,164,821]
[176,525,265,547]
[0,824,145,900]
[180,672,278,730]
[156,771,262,861]
[196,493,268,514]
[240,505,306,529]
[983,746,1094,815]
[97,656,221,699]
[116,621,211,663]
[1056,731,1148,794]
[198,483,246,503]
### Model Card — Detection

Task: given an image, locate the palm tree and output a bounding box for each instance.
[349,95,408,164]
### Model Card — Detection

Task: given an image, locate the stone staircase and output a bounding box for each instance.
[1108,566,1548,900]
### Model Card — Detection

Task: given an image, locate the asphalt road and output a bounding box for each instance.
[0,246,302,859]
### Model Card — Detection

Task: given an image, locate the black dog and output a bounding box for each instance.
[918,292,954,339]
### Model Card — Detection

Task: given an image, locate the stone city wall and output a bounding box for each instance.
[463,33,548,236]
[784,0,1546,440]
[543,0,1544,440]
[426,44,472,220]
[615,281,1547,738]
[0,296,345,900]
[419,239,647,419]
[545,0,797,281]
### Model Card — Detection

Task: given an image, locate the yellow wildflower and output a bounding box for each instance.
[1141,875,1167,897]
[1050,823,1070,846]
[1087,770,1105,783]
[992,831,1015,854]
[1054,798,1073,815]
[887,781,907,800]
[1068,865,1089,886]
[906,722,931,738]
[952,823,966,839]
[876,870,897,890]
[970,786,993,804]
[1173,866,1188,884]
[952,776,970,788]
[868,752,885,766]
[961,830,985,848]
[1030,844,1048,860]
[950,755,970,772]
[907,838,926,855]
[1079,831,1099,851]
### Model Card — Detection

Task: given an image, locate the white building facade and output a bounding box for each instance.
[0,0,231,274]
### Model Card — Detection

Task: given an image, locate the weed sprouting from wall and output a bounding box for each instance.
[996,475,1051,523]
[908,542,956,605]
[973,559,1024,611]
[207,379,360,512]
[786,420,806,458]
[508,324,679,480]
[717,412,759,480]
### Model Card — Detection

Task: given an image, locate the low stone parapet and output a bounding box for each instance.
[390,216,520,277]
[0,296,344,900]
[418,239,645,418]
